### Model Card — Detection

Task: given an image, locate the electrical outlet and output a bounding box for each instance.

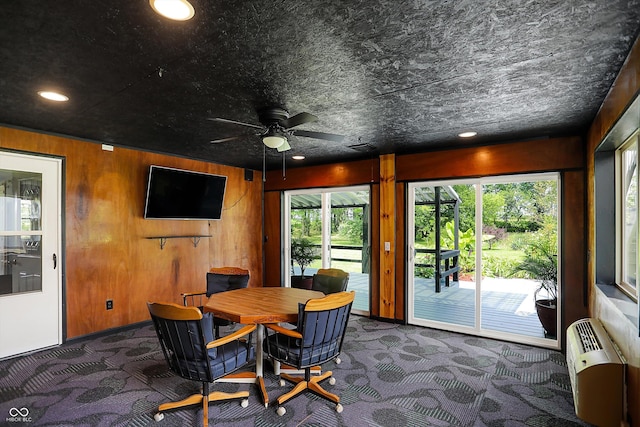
[106,299,113,310]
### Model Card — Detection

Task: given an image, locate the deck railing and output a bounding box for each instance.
[308,244,459,290]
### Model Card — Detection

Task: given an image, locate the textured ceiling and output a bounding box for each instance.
[1,1,639,171]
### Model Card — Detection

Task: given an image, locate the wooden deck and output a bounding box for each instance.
[301,268,547,339]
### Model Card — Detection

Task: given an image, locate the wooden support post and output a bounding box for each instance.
[435,186,441,293]
[379,154,395,318]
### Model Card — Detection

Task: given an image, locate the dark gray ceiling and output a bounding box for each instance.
[1,1,639,171]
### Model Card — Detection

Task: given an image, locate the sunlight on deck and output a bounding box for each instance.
[297,269,547,339]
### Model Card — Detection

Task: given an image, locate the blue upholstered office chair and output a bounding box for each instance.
[147,302,256,427]
[263,291,355,416]
[182,267,250,336]
[311,268,349,294]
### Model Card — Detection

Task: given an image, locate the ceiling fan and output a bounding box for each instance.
[208,107,345,152]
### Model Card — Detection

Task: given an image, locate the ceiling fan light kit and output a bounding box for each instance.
[263,134,286,149]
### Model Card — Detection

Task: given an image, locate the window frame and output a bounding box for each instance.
[616,131,639,302]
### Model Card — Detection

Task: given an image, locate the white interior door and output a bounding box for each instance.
[0,152,62,359]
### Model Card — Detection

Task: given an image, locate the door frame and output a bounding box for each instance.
[283,185,371,314]
[0,150,63,359]
[407,173,560,349]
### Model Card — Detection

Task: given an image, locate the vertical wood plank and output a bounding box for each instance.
[379,154,395,318]
[562,171,587,333]
[370,184,381,316]
[263,191,282,287]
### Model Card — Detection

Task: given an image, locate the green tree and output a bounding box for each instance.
[414,204,434,242]
[452,184,475,232]
[482,192,504,226]
[331,207,349,233]
[338,207,364,241]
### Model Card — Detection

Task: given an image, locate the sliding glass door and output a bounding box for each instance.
[408,174,559,348]
[284,186,370,314]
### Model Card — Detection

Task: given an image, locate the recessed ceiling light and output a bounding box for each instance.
[292,155,305,160]
[458,131,477,138]
[38,91,69,102]
[149,0,195,21]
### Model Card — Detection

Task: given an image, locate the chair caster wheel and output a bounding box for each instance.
[336,403,343,413]
[279,379,286,387]
[241,398,249,408]
[329,377,336,385]
[277,406,286,416]
[335,357,341,364]
[154,412,164,422]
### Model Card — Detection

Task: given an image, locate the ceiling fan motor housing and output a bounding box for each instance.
[258,107,289,126]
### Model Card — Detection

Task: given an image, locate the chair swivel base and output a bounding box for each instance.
[275,371,343,416]
[154,390,249,426]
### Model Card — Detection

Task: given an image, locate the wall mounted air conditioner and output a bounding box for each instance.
[566,318,626,427]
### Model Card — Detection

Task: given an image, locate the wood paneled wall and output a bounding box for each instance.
[0,127,263,339]
[264,136,586,330]
[586,35,640,427]
[396,137,583,181]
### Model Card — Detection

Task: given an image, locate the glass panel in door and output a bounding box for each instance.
[328,190,370,313]
[290,192,322,289]
[287,187,370,314]
[480,179,558,339]
[0,172,42,295]
[409,183,477,329]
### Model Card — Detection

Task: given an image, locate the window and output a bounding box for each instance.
[617,132,639,301]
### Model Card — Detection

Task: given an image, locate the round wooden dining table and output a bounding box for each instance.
[204,286,323,406]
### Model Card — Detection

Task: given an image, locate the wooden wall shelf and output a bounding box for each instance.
[146,235,212,250]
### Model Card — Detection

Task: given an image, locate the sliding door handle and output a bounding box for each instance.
[53,253,57,269]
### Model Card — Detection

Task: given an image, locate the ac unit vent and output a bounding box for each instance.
[575,320,602,353]
[566,318,625,427]
[347,142,377,152]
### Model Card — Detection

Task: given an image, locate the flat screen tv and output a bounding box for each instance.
[144,165,227,220]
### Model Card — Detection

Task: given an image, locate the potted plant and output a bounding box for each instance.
[512,238,558,336]
[290,237,318,289]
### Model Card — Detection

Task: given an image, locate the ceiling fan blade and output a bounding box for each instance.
[291,129,345,143]
[210,136,242,144]
[208,117,264,130]
[281,112,318,129]
[276,139,291,152]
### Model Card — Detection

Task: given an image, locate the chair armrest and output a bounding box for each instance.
[181,291,207,298]
[206,324,257,349]
[264,323,303,339]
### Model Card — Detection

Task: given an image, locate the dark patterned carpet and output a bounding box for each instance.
[0,316,588,426]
